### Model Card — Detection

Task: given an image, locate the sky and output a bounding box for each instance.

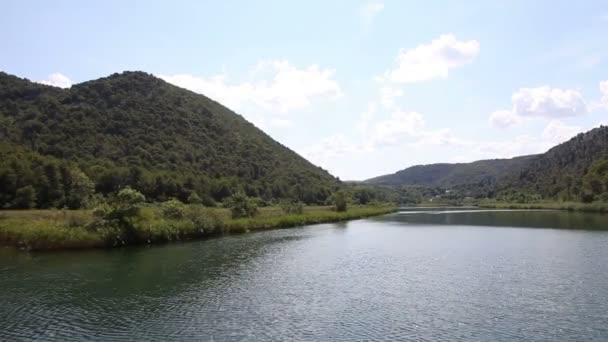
[1,0,608,180]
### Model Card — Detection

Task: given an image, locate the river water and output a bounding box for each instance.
[1,208,608,341]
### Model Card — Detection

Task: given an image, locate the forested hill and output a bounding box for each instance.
[504,126,608,201]
[365,156,536,188]
[366,125,608,202]
[0,71,339,208]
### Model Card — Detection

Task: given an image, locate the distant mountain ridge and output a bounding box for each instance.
[366,125,608,201]
[365,155,537,188]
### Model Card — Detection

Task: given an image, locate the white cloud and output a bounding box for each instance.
[369,110,426,146]
[489,109,522,129]
[160,60,341,115]
[38,73,72,88]
[541,120,582,145]
[489,86,588,129]
[359,1,384,28]
[512,86,587,118]
[301,134,369,169]
[379,86,403,109]
[383,34,480,83]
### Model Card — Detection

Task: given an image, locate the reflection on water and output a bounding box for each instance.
[386,207,608,230]
[2,212,608,341]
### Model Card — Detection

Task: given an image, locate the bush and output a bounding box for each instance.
[332,190,348,212]
[13,185,37,209]
[280,200,304,214]
[227,192,258,218]
[186,192,202,204]
[161,198,186,219]
[186,205,225,234]
[94,187,145,240]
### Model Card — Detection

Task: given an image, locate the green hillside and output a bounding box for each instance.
[504,126,608,201]
[365,156,536,188]
[0,71,339,208]
[366,126,608,203]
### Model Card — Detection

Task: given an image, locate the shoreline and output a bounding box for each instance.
[0,205,399,252]
[479,201,608,213]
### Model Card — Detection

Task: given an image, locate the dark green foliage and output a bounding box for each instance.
[0,71,339,207]
[186,192,202,204]
[0,144,95,209]
[161,198,187,219]
[280,199,304,214]
[227,192,258,218]
[366,156,536,189]
[501,126,608,201]
[13,185,37,209]
[332,190,348,212]
[95,187,145,226]
[366,126,608,204]
[581,159,608,202]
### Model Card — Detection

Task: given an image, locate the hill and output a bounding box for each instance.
[366,126,608,203]
[0,71,339,208]
[505,126,608,201]
[365,156,536,188]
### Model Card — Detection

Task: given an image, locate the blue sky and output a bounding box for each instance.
[2,0,608,180]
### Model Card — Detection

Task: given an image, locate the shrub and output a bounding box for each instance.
[94,187,145,240]
[186,205,225,234]
[13,185,37,209]
[227,192,258,218]
[186,192,202,204]
[280,199,304,214]
[161,198,186,219]
[332,190,348,212]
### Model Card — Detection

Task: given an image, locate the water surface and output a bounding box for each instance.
[2,208,608,341]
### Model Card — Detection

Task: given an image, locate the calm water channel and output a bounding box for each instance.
[1,208,608,341]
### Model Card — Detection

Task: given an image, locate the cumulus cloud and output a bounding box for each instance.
[512,86,587,118]
[368,110,426,146]
[38,73,72,88]
[490,86,588,128]
[541,120,582,145]
[161,60,341,115]
[301,134,369,169]
[489,110,522,129]
[382,34,480,83]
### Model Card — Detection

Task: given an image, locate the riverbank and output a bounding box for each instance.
[0,204,398,251]
[479,200,608,213]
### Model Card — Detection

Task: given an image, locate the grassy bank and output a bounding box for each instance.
[0,204,398,251]
[479,200,608,213]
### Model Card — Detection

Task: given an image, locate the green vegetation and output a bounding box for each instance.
[0,71,339,208]
[0,203,398,251]
[479,200,608,213]
[332,190,349,212]
[365,126,608,206]
[366,156,535,190]
[280,199,304,214]
[226,192,259,218]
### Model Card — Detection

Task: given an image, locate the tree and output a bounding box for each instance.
[353,187,373,205]
[280,199,304,214]
[13,185,37,209]
[65,169,95,209]
[227,192,258,218]
[332,190,348,212]
[187,192,202,204]
[96,187,145,225]
[161,198,186,219]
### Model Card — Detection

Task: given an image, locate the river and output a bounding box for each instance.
[2,208,608,341]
